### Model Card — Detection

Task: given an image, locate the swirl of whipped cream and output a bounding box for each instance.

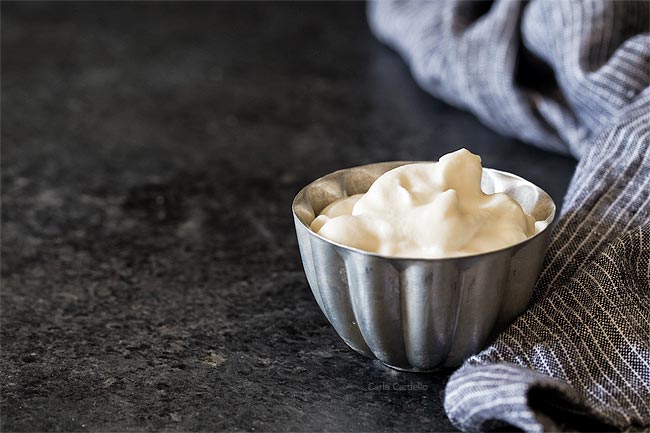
[310,149,538,258]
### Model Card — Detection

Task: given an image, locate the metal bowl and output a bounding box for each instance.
[292,161,555,372]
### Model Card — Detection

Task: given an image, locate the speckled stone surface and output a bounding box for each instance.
[1,2,577,432]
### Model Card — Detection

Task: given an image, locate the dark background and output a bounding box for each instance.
[1,2,576,432]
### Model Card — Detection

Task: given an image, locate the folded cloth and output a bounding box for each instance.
[368,1,650,431]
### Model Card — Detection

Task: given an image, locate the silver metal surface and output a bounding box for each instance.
[292,161,556,372]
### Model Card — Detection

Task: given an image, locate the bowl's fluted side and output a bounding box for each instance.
[293,162,555,371]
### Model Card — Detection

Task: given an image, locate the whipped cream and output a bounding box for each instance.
[310,149,539,258]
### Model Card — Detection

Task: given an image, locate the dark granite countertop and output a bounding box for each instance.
[1,2,577,431]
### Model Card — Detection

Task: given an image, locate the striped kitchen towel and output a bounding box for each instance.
[368,1,650,431]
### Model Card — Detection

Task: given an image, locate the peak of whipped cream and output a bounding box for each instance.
[310,148,539,258]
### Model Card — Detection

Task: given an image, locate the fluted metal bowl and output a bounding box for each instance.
[292,161,555,372]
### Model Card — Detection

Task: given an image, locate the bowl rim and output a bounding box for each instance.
[291,160,557,262]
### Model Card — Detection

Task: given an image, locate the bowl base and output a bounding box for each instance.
[380,361,446,373]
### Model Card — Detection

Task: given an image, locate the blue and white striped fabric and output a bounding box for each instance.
[368,1,650,431]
